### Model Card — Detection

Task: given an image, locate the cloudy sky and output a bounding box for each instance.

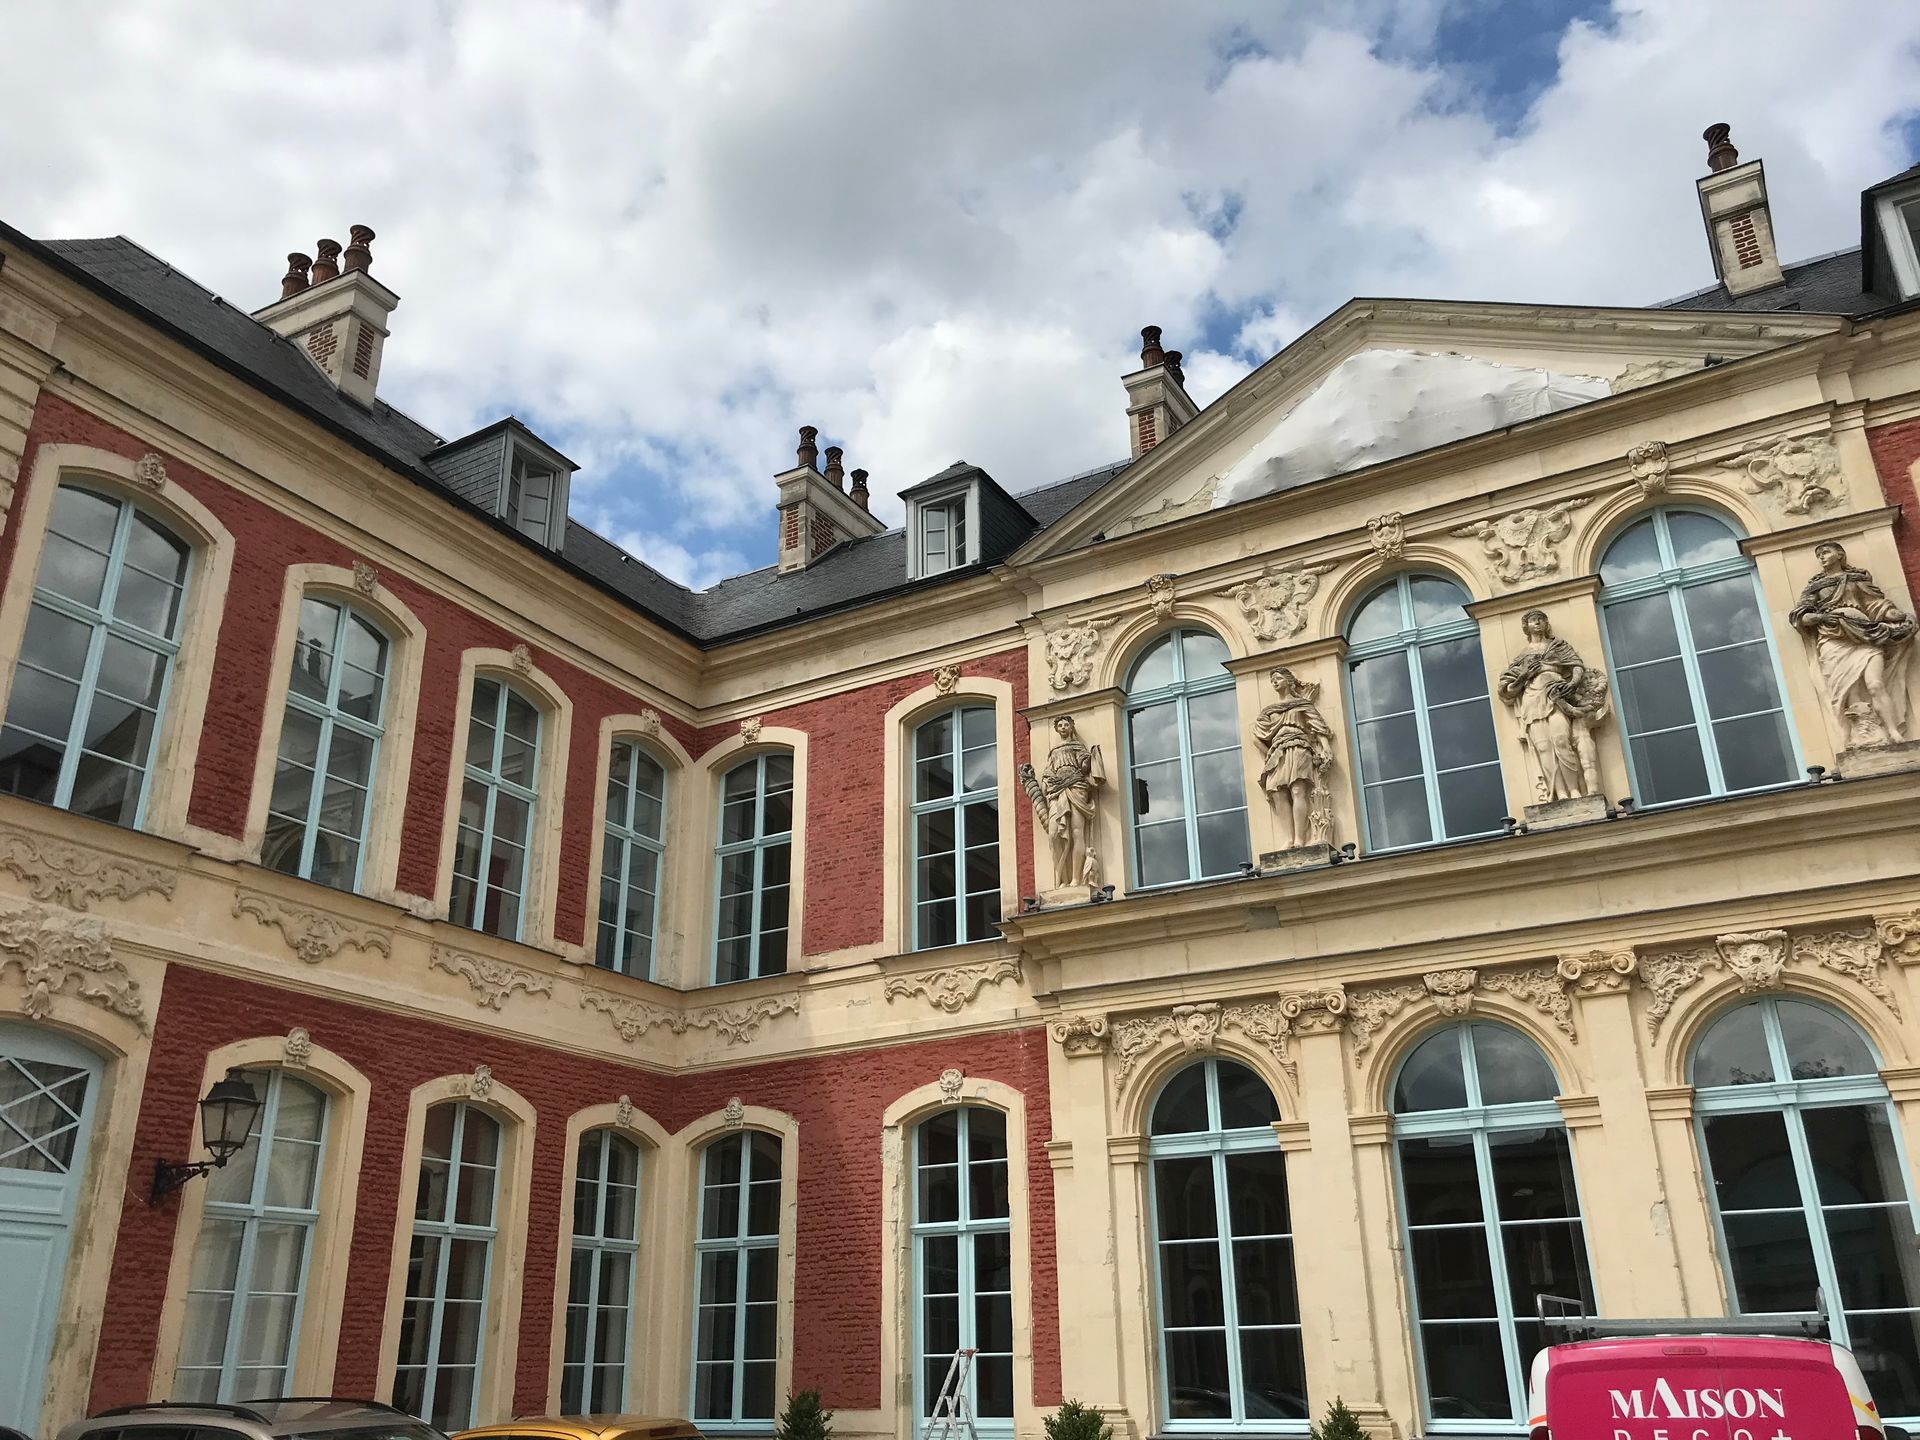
[5,2,1918,587]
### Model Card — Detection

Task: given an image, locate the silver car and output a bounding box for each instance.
[57,1399,447,1440]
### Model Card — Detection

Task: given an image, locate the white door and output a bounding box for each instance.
[0,1023,104,1435]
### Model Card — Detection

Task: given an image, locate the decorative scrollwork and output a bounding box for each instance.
[883,958,1022,1013]
[428,946,554,1011]
[0,905,147,1030]
[581,987,799,1045]
[234,890,391,965]
[0,826,175,911]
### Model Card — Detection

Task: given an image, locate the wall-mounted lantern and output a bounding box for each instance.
[149,1068,263,1205]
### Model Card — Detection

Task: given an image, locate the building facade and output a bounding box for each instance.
[2,128,1920,1440]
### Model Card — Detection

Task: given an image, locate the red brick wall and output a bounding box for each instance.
[1866,416,1920,594]
[92,963,1061,1415]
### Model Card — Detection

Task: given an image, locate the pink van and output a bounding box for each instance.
[1527,1333,1893,1440]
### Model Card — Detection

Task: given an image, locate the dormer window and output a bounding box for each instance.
[423,418,577,556]
[920,493,969,575]
[1875,180,1920,300]
[505,450,559,546]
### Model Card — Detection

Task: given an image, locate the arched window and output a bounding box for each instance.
[1391,1023,1592,1428]
[0,483,191,826]
[1693,997,1920,1420]
[451,677,541,940]
[172,1070,328,1400]
[913,1106,1013,1430]
[1127,629,1250,888]
[264,596,389,891]
[1345,575,1504,850]
[912,707,999,949]
[1598,508,1796,804]
[692,1131,782,1430]
[563,1128,642,1412]
[599,739,667,976]
[1148,1058,1304,1430]
[714,753,793,983]
[394,1101,499,1430]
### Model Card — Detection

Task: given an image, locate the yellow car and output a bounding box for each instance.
[453,1417,703,1440]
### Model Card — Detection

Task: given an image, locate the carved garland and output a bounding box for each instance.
[883,957,1022,1013]
[1109,996,1318,1089]
[1639,924,1902,1037]
[428,945,555,1011]
[0,904,147,1030]
[580,987,800,1046]
[0,825,175,911]
[233,890,392,965]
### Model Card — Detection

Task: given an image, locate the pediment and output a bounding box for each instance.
[1021,298,1842,560]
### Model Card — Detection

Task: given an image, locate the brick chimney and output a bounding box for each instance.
[252,224,398,407]
[775,426,885,572]
[1123,325,1198,458]
[1696,124,1785,298]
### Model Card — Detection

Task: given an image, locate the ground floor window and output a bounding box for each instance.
[692,1131,781,1429]
[914,1104,1013,1429]
[563,1127,642,1412]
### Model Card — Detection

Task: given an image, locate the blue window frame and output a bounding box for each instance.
[1391,1023,1592,1431]
[451,677,541,941]
[1598,507,1798,806]
[692,1131,782,1429]
[1345,574,1504,851]
[912,707,1000,949]
[1126,629,1250,888]
[264,596,389,892]
[0,483,190,827]
[394,1101,499,1431]
[563,1127,643,1413]
[1147,1058,1305,1431]
[1692,996,1920,1422]
[913,1106,1013,1431]
[172,1070,328,1401]
[599,738,667,977]
[713,753,793,983]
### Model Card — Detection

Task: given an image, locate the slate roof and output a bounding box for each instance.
[1656,247,1890,314]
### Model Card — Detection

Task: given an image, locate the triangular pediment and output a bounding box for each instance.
[1020,297,1842,560]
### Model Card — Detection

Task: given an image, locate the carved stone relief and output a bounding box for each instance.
[351,559,379,596]
[1557,950,1637,994]
[1879,910,1920,965]
[581,987,799,1045]
[938,1067,966,1102]
[1480,965,1577,1039]
[1496,612,1611,803]
[1425,968,1479,1017]
[1048,1015,1111,1055]
[510,642,533,675]
[1788,542,1914,749]
[1627,440,1670,495]
[0,904,147,1030]
[234,890,392,965]
[723,1096,746,1127]
[1367,512,1405,560]
[0,825,176,911]
[1344,982,1428,1061]
[1042,617,1120,692]
[454,1064,494,1101]
[428,945,554,1010]
[1222,562,1332,644]
[883,957,1022,1013]
[636,709,662,737]
[1145,574,1177,618]
[740,716,763,743]
[616,1094,636,1128]
[1109,477,1219,538]
[284,1027,313,1067]
[1639,925,1901,1037]
[134,452,168,489]
[1252,668,1338,852]
[933,665,960,696]
[1110,998,1308,1088]
[1451,497,1589,587]
[1717,435,1842,515]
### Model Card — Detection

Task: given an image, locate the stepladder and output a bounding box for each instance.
[924,1347,979,1440]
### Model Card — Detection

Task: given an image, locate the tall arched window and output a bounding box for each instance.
[1127,629,1249,888]
[173,1070,328,1400]
[0,483,191,826]
[1346,575,1504,850]
[912,707,999,949]
[452,677,541,940]
[394,1101,499,1430]
[913,1106,1013,1430]
[265,596,389,891]
[692,1131,782,1430]
[1392,1023,1592,1429]
[599,739,667,977]
[1598,508,1797,804]
[563,1128,642,1412]
[714,753,793,983]
[1148,1058,1304,1430]
[1693,997,1920,1420]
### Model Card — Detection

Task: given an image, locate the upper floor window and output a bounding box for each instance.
[452,677,540,941]
[1873,178,1920,300]
[921,496,968,575]
[505,450,560,546]
[714,753,793,983]
[1127,629,1250,888]
[0,484,190,827]
[599,739,667,977]
[563,1127,643,1413]
[906,479,980,580]
[693,1131,782,1430]
[1598,508,1795,806]
[914,1106,1013,1430]
[1346,574,1503,850]
[264,596,389,891]
[173,1070,328,1401]
[913,707,999,949]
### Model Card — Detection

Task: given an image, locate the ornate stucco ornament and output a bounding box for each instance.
[1424,968,1479,1017]
[455,1064,495,1102]
[1366,512,1405,560]
[723,1096,746,1127]
[134,451,169,489]
[351,559,379,596]
[1019,716,1104,899]
[636,708,662,737]
[1878,910,1920,965]
[0,904,147,1030]
[1639,925,1900,1037]
[1110,998,1303,1088]
[1479,965,1576,1039]
[1717,434,1842,515]
[233,890,392,965]
[580,987,799,1045]
[740,716,763,743]
[1496,611,1611,803]
[883,957,1022,1013]
[615,1094,636,1128]
[1557,949,1637,994]
[1048,1014,1110,1056]
[0,824,176,911]
[428,945,555,1010]
[1145,573,1178,618]
[932,665,960,696]
[509,642,533,676]
[938,1067,966,1102]
[1788,542,1914,749]
[1222,561,1332,645]
[1627,440,1671,495]
[284,1027,314,1067]
[1252,669,1336,851]
[1450,497,1590,587]
[1343,981,1429,1061]
[1041,616,1120,692]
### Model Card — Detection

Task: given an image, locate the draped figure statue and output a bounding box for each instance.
[1252,668,1335,850]
[1018,715,1105,891]
[1497,609,1610,802]
[1789,542,1915,747]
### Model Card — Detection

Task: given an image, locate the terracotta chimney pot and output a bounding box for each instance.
[280,252,313,299]
[1165,349,1185,385]
[1140,325,1166,368]
[849,468,871,511]
[342,224,375,274]
[824,446,845,489]
[796,425,819,470]
[1703,123,1739,173]
[311,238,342,284]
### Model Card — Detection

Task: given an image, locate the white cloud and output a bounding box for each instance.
[3,0,1917,583]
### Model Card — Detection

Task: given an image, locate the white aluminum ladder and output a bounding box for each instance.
[925,1347,979,1440]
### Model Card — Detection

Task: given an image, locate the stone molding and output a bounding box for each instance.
[428,945,555,1011]
[0,824,175,911]
[233,889,392,965]
[0,903,147,1030]
[1638,921,1903,1037]
[1110,999,1293,1089]
[580,986,799,1045]
[1344,952,1641,1060]
[882,956,1022,1013]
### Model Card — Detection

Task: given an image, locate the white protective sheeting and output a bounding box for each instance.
[1213,348,1611,508]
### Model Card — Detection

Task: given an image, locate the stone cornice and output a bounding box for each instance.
[1737,502,1902,555]
[1020,687,1125,723]
[1222,635,1349,674]
[1466,573,1603,620]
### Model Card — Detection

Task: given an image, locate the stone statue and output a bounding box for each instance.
[1497,610,1610,802]
[1019,716,1105,891]
[1253,668,1335,850]
[1789,542,1915,747]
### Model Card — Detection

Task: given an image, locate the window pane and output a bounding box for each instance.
[1684,575,1768,650]
[1616,655,1696,735]
[1395,1032,1468,1113]
[1419,636,1488,706]
[1605,592,1682,668]
[1152,1067,1209,1135]
[1712,712,1795,793]
[1223,1150,1290,1236]
[1364,777,1433,850]
[1704,1111,1802,1210]
[1357,713,1422,782]
[1697,641,1783,720]
[1347,585,1405,645]
[1350,652,1414,720]
[1421,1322,1513,1421]
[1489,1129,1578,1220]
[1693,1003,1773,1086]
[1410,576,1470,627]
[1129,634,1177,693]
[1471,1025,1557,1105]
[1129,702,1179,764]
[1196,810,1250,878]
[1135,820,1189,888]
[1216,1061,1279,1130]
[1399,1136,1484,1225]
[1436,764,1504,839]
[1775,1000,1876,1079]
[1629,725,1711,806]
[1409,1227,1498,1317]
[1158,1238,1225,1327]
[1185,689,1238,754]
[1155,1156,1218,1240]
[1667,510,1741,567]
[1600,517,1661,587]
[1427,700,1498,771]
[1720,1210,1819,1312]
[1180,630,1230,679]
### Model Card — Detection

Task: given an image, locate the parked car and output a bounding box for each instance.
[59,1400,448,1440]
[452,1418,702,1440]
